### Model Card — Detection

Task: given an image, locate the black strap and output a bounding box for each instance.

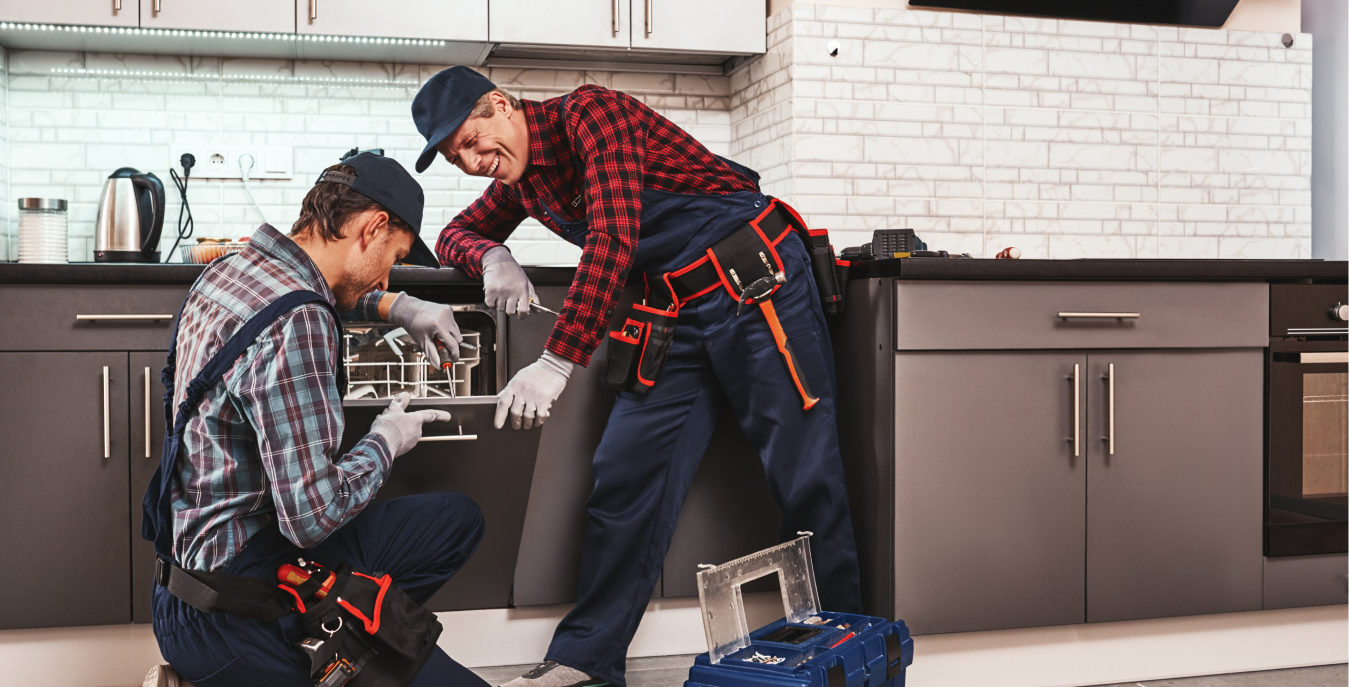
[650,201,800,311]
[156,558,291,620]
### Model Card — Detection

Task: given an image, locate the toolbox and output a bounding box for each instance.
[685,536,913,687]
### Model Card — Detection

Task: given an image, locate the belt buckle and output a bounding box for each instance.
[154,557,172,587]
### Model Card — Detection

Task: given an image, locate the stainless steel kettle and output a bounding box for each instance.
[94,167,165,263]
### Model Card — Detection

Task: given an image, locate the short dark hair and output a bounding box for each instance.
[291,164,412,243]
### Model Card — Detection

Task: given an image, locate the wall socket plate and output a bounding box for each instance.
[168,146,293,180]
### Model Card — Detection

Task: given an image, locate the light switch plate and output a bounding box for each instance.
[169,146,292,180]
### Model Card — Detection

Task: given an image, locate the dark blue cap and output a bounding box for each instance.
[413,66,497,173]
[316,152,439,268]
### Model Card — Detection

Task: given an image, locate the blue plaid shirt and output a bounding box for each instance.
[169,224,392,572]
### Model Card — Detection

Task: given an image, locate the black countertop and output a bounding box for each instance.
[0,262,580,286]
[846,258,1348,282]
[0,259,1344,285]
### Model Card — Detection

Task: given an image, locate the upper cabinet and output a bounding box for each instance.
[141,0,294,34]
[298,0,488,41]
[631,0,764,54]
[489,0,629,49]
[5,0,138,27]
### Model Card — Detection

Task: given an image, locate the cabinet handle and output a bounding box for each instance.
[114,0,121,11]
[420,435,478,441]
[1071,364,1080,457]
[76,314,173,321]
[144,367,152,459]
[611,0,619,36]
[154,0,161,12]
[645,0,653,34]
[1103,363,1115,455]
[1058,312,1140,319]
[310,0,317,21]
[102,366,111,460]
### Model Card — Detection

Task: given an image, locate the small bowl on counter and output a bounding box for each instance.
[180,238,248,264]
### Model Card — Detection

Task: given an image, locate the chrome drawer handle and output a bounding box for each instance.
[1103,363,1115,456]
[1072,364,1079,457]
[144,367,152,459]
[102,366,111,459]
[76,314,174,321]
[1058,312,1140,319]
[1299,352,1349,364]
[420,435,478,441]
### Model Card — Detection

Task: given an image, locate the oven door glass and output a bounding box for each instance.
[1268,352,1349,557]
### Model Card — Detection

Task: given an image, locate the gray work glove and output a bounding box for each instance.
[481,246,537,319]
[495,351,573,430]
[387,292,462,368]
[369,392,453,458]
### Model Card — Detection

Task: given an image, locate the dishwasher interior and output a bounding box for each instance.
[342,303,507,400]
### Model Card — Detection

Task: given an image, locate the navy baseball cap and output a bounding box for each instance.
[316,152,439,268]
[412,66,497,173]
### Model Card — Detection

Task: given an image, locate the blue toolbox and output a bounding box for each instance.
[684,536,913,687]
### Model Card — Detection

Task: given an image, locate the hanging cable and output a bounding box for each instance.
[239,153,270,227]
[165,153,195,263]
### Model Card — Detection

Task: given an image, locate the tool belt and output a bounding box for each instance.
[155,557,441,686]
[604,198,843,409]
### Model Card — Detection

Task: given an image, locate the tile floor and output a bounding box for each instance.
[472,658,1347,687]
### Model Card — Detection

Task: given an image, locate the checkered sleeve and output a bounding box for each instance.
[544,90,646,366]
[234,305,393,550]
[436,180,529,278]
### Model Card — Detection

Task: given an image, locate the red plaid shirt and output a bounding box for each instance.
[435,85,757,366]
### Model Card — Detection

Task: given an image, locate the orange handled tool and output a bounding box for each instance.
[277,563,335,599]
[757,300,819,411]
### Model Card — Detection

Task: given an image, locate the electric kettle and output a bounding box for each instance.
[94,167,165,262]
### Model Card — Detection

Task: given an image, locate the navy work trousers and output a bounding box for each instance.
[545,234,863,686]
[153,492,489,687]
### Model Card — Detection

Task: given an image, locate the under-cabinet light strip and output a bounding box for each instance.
[0,22,445,47]
[50,67,420,86]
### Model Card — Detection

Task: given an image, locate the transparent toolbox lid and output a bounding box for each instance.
[696,534,821,664]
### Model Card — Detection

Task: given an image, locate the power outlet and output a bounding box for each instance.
[169,146,293,180]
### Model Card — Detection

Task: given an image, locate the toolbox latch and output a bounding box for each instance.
[884,633,903,680]
[826,664,845,687]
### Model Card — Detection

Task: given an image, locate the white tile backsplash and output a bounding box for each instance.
[734,3,1312,259]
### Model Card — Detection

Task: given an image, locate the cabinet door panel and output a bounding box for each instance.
[631,0,765,54]
[3,0,139,27]
[1086,350,1264,623]
[0,353,131,629]
[489,0,629,48]
[894,351,1086,634]
[141,0,293,33]
[129,353,168,624]
[299,0,487,41]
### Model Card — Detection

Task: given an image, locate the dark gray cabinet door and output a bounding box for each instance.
[893,351,1087,634]
[129,352,168,624]
[0,352,132,629]
[1085,350,1264,623]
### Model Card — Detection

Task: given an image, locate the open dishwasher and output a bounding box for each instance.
[336,302,541,613]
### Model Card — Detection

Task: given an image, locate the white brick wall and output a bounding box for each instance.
[1,52,732,264]
[731,4,1313,259]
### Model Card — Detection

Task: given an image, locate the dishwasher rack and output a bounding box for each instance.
[341,303,506,400]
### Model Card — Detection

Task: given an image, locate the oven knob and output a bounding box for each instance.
[1331,303,1349,322]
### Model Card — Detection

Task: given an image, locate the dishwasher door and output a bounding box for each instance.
[338,397,541,612]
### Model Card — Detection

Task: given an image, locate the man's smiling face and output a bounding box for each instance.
[436,92,530,185]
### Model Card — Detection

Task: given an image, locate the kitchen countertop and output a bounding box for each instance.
[846,258,1348,282]
[0,259,1345,285]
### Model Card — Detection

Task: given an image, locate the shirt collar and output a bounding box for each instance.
[524,99,558,168]
[245,224,337,306]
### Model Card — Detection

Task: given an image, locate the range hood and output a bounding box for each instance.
[909,0,1242,28]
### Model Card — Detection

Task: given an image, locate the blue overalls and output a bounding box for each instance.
[143,289,489,687]
[537,157,863,686]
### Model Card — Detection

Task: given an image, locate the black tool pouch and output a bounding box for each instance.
[291,562,442,687]
[603,304,677,395]
[764,198,846,316]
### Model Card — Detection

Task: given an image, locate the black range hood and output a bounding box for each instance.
[908,0,1242,28]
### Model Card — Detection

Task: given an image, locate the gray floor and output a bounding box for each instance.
[472,657,1347,687]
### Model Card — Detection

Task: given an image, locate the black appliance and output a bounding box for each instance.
[909,0,1241,28]
[1266,284,1349,557]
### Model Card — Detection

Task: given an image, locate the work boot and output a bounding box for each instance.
[500,660,608,687]
[143,664,195,687]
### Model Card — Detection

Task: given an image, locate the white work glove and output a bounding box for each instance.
[495,351,573,430]
[481,246,537,319]
[369,393,453,458]
[387,292,462,368]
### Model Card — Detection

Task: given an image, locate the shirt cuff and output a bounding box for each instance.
[353,290,386,321]
[545,333,594,368]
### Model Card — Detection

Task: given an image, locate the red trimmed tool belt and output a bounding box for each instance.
[604,198,845,409]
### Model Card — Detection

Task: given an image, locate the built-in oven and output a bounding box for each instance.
[1266,284,1349,557]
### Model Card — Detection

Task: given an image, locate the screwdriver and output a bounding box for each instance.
[434,339,477,372]
[530,299,561,316]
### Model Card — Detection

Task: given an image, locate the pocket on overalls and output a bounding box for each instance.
[603,304,678,395]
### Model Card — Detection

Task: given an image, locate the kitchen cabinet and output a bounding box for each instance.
[631,0,766,55]
[141,0,294,34]
[893,351,1087,635]
[298,0,488,42]
[0,353,132,630]
[2,0,139,28]
[130,352,168,625]
[1085,350,1264,623]
[489,0,629,49]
